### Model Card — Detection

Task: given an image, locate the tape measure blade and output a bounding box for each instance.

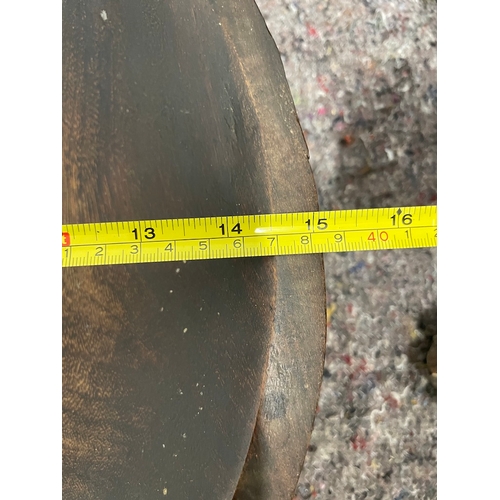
[61,206,437,267]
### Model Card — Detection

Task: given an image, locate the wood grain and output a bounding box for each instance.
[63,1,325,498]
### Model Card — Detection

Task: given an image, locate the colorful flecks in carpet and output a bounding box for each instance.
[256,0,436,498]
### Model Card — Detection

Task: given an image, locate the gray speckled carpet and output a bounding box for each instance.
[254,1,437,498]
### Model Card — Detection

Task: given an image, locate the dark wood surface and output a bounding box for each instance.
[62,1,325,498]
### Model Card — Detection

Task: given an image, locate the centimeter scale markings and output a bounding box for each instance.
[62,205,437,268]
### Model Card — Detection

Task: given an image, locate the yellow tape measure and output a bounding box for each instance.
[62,205,436,268]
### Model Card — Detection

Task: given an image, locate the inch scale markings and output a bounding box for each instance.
[62,206,437,268]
